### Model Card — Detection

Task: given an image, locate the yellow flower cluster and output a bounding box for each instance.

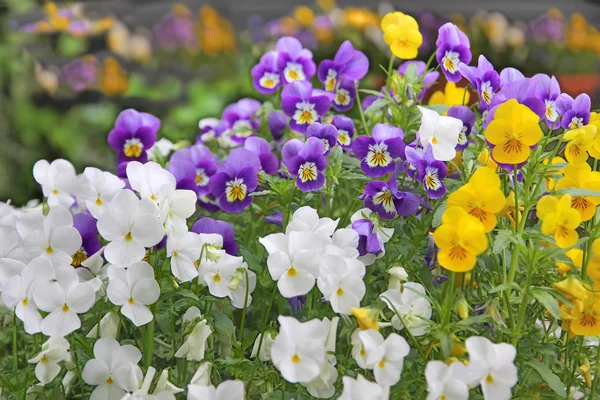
[198,5,237,56]
[554,275,600,336]
[566,12,600,55]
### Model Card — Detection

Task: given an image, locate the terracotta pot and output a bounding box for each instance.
[556,73,599,102]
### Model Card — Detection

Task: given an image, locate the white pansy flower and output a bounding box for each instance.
[175,318,212,361]
[304,317,339,398]
[286,206,339,243]
[82,338,143,400]
[271,316,328,383]
[97,190,163,267]
[0,226,25,289]
[33,159,77,208]
[380,283,432,337]
[167,232,204,282]
[126,161,176,205]
[198,253,256,308]
[359,330,410,386]
[338,374,385,400]
[107,261,160,327]
[386,266,408,291]
[123,366,183,400]
[250,332,275,362]
[325,228,360,259]
[158,187,197,237]
[147,138,175,161]
[190,362,212,386]
[28,336,71,385]
[317,255,365,314]
[351,328,370,369]
[417,106,462,162]
[187,380,244,400]
[465,336,518,400]
[425,360,469,400]
[77,247,108,299]
[86,311,120,339]
[77,167,125,219]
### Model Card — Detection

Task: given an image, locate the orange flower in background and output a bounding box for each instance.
[99,57,129,96]
[198,5,237,56]
[344,7,380,30]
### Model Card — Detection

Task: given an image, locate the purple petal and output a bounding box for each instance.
[296,170,325,192]
[281,80,313,100]
[281,139,304,163]
[372,123,404,143]
[115,109,142,133]
[352,136,374,159]
[222,148,261,176]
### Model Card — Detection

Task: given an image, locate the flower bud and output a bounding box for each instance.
[456,296,469,320]
[387,265,408,291]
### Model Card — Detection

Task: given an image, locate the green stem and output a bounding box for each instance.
[512,247,535,346]
[385,55,395,92]
[12,312,17,373]
[143,313,155,369]
[238,270,250,343]
[590,342,600,398]
[566,338,584,397]
[354,81,369,135]
[443,272,456,326]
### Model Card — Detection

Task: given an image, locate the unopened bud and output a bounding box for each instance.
[456,296,469,321]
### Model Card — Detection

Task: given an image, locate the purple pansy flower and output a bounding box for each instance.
[306,122,338,156]
[330,78,357,112]
[191,217,238,255]
[220,99,262,146]
[63,57,97,92]
[352,124,405,178]
[153,9,197,50]
[276,36,316,84]
[532,74,562,128]
[458,55,500,110]
[169,143,218,195]
[72,213,101,267]
[244,137,279,175]
[331,115,355,149]
[108,109,160,164]
[167,160,199,193]
[282,137,327,192]
[265,212,284,227]
[405,146,448,199]
[197,118,228,143]
[360,173,421,220]
[398,61,440,102]
[289,295,307,313]
[485,76,545,127]
[556,93,591,130]
[435,23,472,83]
[317,40,369,93]
[268,111,287,141]
[281,81,331,133]
[352,219,383,256]
[251,51,281,94]
[447,106,477,151]
[208,148,261,213]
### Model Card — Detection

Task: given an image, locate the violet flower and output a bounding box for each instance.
[317,40,369,92]
[486,76,545,127]
[458,55,500,110]
[556,93,591,130]
[108,109,160,164]
[360,173,420,220]
[153,9,197,50]
[289,295,307,313]
[532,74,562,128]
[197,118,227,143]
[244,137,279,175]
[330,78,357,112]
[265,212,283,227]
[221,99,261,146]
[352,218,383,255]
[398,61,440,102]
[191,217,238,255]
[352,124,405,178]
[208,148,261,213]
[435,23,472,83]
[281,81,331,133]
[166,160,199,193]
[331,115,355,150]
[405,146,448,199]
[447,106,476,151]
[268,111,287,141]
[276,36,316,84]
[169,143,218,195]
[281,137,327,192]
[63,56,97,92]
[72,213,101,267]
[306,122,338,156]
[251,51,281,94]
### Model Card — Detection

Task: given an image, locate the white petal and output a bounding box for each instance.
[33,282,66,312]
[132,278,160,305]
[277,269,315,298]
[41,309,81,336]
[259,233,289,255]
[67,283,96,313]
[131,215,164,248]
[82,359,110,385]
[104,239,146,268]
[107,279,131,306]
[50,226,82,255]
[121,302,153,326]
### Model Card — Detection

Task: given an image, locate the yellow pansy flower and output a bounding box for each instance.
[350,308,379,331]
[447,168,506,232]
[570,296,600,336]
[477,148,499,171]
[542,156,566,190]
[100,57,129,96]
[428,82,470,109]
[563,125,596,164]
[484,99,543,164]
[584,239,600,281]
[587,114,600,159]
[537,194,581,248]
[433,207,488,272]
[499,192,523,229]
[555,248,583,276]
[555,163,600,221]
[381,12,423,59]
[294,6,315,27]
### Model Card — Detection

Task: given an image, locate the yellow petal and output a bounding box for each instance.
[537,195,559,219]
[555,227,579,248]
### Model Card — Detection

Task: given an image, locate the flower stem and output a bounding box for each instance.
[143,313,155,369]
[385,55,395,92]
[354,81,369,136]
[590,342,600,398]
[12,312,17,373]
[238,270,250,342]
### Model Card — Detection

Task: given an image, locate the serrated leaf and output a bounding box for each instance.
[531,289,561,319]
[493,230,525,254]
[525,360,567,397]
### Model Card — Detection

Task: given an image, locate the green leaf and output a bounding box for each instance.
[432,202,446,228]
[556,188,600,197]
[364,98,391,115]
[488,282,521,294]
[213,311,235,337]
[525,360,567,397]
[531,289,561,319]
[493,230,525,254]
[358,89,385,97]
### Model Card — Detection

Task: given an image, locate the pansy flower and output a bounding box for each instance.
[405,146,448,199]
[556,93,591,130]
[555,163,600,222]
[537,194,581,248]
[381,12,423,59]
[306,122,338,156]
[169,143,218,195]
[281,81,331,133]
[197,118,227,143]
[486,76,545,126]
[220,99,261,146]
[208,148,261,213]
[352,123,405,178]
[417,106,462,161]
[72,213,101,267]
[167,159,199,194]
[447,106,477,151]
[397,61,439,102]
[532,73,562,127]
[108,109,160,164]
[251,51,281,94]
[282,137,327,192]
[458,55,500,110]
[268,111,288,141]
[276,36,316,84]
[350,209,394,264]
[331,115,355,149]
[244,137,279,175]
[435,23,472,83]
[330,78,357,112]
[318,40,368,93]
[360,173,420,220]
[191,217,238,255]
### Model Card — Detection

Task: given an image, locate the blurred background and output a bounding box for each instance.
[1,0,599,205]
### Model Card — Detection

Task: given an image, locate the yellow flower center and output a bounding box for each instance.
[360,348,366,357]
[72,249,88,267]
[213,274,221,282]
[502,138,524,154]
[124,139,143,158]
[226,178,247,202]
[128,298,135,304]
[580,311,598,328]
[572,196,591,212]
[486,374,494,383]
[106,377,113,385]
[289,70,298,80]
[125,232,133,241]
[22,299,28,306]
[291,354,301,363]
[288,267,297,277]
[95,198,103,206]
[299,162,317,182]
[52,189,59,195]
[336,288,344,296]
[46,246,54,254]
[448,245,468,261]
[62,304,69,312]
[40,356,48,364]
[378,360,385,368]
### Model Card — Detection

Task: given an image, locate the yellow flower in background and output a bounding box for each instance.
[100,57,129,96]
[447,168,506,232]
[581,362,592,387]
[537,194,581,248]
[555,248,583,276]
[478,148,499,171]
[294,6,315,27]
[381,12,422,59]
[428,82,470,109]
[198,5,237,56]
[447,151,462,175]
[34,63,59,95]
[316,0,336,12]
[484,99,543,164]
[350,308,379,331]
[499,192,523,229]
[555,163,600,221]
[344,8,380,30]
[44,2,69,31]
[563,125,596,164]
[433,207,488,272]
[543,156,566,190]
